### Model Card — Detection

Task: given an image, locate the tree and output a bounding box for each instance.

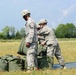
[20,28,26,37]
[55,23,76,38]
[55,24,66,38]
[72,27,76,38]
[0,32,4,39]
[2,26,10,39]
[65,23,75,38]
[15,31,21,39]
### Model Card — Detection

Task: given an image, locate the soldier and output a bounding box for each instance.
[38,19,66,69]
[22,9,38,71]
[36,24,46,56]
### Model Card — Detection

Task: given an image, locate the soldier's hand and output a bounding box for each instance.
[38,35,41,38]
[41,41,46,46]
[26,42,30,48]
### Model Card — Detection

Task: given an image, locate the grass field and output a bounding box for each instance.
[0,39,76,75]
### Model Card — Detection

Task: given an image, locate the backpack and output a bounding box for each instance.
[37,44,47,57]
[0,57,8,71]
[6,55,22,71]
[37,56,54,69]
[0,55,27,71]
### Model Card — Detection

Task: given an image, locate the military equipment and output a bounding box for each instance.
[17,37,27,55]
[37,44,46,57]
[0,55,13,71]
[22,9,30,16]
[47,56,54,69]
[37,56,53,69]
[21,56,27,70]
[0,57,8,71]
[0,55,27,71]
[7,56,22,71]
[38,19,47,25]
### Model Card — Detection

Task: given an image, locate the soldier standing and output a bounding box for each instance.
[22,9,38,71]
[38,19,66,69]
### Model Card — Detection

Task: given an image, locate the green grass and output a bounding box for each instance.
[0,69,76,75]
[0,39,76,75]
[58,38,76,41]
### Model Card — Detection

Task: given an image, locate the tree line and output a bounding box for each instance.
[55,23,76,38]
[0,23,76,39]
[0,26,25,39]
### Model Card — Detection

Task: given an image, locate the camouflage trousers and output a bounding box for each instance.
[47,43,65,66]
[26,43,38,70]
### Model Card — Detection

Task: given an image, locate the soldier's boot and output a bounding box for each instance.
[47,56,54,69]
[27,66,38,71]
[34,67,39,70]
[61,65,66,69]
[26,67,34,73]
[26,70,31,73]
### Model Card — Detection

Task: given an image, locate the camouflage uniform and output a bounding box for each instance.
[37,24,46,56]
[25,17,38,70]
[22,10,38,70]
[39,22,65,67]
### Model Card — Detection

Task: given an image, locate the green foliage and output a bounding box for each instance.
[55,23,76,38]
[0,32,4,39]
[15,31,21,39]
[0,26,26,39]
[55,24,66,38]
[2,26,10,39]
[0,23,76,39]
[20,28,26,37]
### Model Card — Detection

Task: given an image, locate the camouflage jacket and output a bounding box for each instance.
[39,25,58,46]
[25,17,38,43]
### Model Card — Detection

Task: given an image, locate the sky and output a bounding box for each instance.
[0,0,76,31]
